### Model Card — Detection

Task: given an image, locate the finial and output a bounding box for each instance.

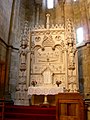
[46,14,50,29]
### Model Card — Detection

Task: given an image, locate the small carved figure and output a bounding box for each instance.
[68,43,76,69]
[43,68,52,84]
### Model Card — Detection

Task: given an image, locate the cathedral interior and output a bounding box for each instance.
[0,0,90,119]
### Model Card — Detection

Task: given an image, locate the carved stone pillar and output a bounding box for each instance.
[14,21,29,106]
[65,19,78,92]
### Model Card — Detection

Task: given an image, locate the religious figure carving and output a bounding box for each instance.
[43,68,53,84]
[68,39,76,70]
[68,76,77,92]
[15,21,29,105]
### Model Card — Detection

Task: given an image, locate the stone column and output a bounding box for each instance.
[65,19,78,92]
[14,21,29,106]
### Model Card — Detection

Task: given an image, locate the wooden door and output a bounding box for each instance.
[58,100,80,120]
[56,93,85,120]
[0,63,5,97]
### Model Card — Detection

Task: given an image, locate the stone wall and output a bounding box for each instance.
[0,0,13,63]
[77,40,90,119]
[86,0,90,41]
[8,0,22,100]
[9,0,35,100]
[78,44,90,97]
[73,0,90,97]
[0,0,13,43]
[0,0,13,97]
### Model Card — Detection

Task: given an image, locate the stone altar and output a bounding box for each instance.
[15,14,79,105]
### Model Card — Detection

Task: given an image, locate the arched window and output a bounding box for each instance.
[47,0,54,9]
[76,27,84,44]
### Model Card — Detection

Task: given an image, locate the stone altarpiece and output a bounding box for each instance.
[15,14,79,105]
[29,14,78,90]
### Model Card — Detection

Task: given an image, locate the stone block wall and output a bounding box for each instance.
[9,0,35,100]
[0,0,13,43]
[78,44,90,98]
[0,0,13,97]
[0,0,13,63]
[78,44,90,120]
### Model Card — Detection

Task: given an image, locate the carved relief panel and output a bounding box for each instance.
[30,26,66,88]
[28,15,78,92]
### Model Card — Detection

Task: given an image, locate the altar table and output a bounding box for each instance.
[28,86,63,105]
